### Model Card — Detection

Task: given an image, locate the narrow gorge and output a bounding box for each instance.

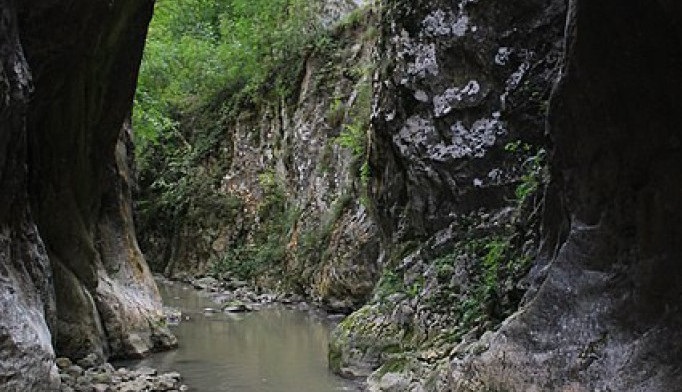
[1,0,680,391]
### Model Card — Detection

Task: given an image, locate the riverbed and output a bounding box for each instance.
[122,281,359,392]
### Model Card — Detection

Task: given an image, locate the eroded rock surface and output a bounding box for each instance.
[138,8,381,311]
[1,1,59,389]
[19,0,175,360]
[1,0,174,389]
[330,0,566,388]
[333,0,682,391]
[451,1,682,391]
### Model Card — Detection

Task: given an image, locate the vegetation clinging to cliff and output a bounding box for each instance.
[134,0,380,291]
[133,0,317,148]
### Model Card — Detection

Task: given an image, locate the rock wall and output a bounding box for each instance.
[138,8,382,312]
[21,0,175,361]
[452,1,682,391]
[331,0,682,391]
[0,2,59,389]
[1,0,174,389]
[329,0,566,386]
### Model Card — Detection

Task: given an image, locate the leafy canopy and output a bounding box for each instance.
[133,0,317,146]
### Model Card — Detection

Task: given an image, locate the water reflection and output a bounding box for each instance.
[123,281,358,392]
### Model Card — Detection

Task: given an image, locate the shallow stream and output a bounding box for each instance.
[123,281,359,392]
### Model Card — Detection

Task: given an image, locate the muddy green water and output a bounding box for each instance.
[126,281,359,392]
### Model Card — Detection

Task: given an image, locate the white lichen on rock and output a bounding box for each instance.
[433,80,485,117]
[495,47,513,66]
[435,116,507,160]
[406,42,439,80]
[393,114,507,161]
[392,28,440,83]
[422,9,470,37]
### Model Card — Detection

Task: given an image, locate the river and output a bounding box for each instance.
[122,281,360,392]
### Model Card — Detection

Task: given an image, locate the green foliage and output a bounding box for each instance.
[515,148,546,203]
[406,276,424,299]
[434,253,456,282]
[375,269,403,299]
[336,122,366,157]
[333,76,374,209]
[505,140,547,204]
[482,238,508,292]
[135,2,382,282]
[137,130,239,227]
[133,0,318,149]
[210,176,296,281]
[360,161,371,186]
[326,96,346,128]
[296,193,352,263]
[376,357,410,377]
[336,2,375,31]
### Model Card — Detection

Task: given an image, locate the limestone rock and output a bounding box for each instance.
[1,0,175,388]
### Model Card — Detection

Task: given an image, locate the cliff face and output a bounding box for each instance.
[452,1,682,390]
[137,8,381,311]
[331,0,682,391]
[330,0,566,385]
[3,0,678,390]
[0,2,58,389]
[1,0,173,389]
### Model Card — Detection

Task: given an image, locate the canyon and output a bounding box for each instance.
[1,0,681,391]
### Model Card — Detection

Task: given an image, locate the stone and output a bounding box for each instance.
[90,372,112,384]
[77,354,99,369]
[65,365,84,378]
[136,366,157,377]
[153,373,179,390]
[117,379,151,392]
[92,384,110,392]
[192,277,220,291]
[56,358,73,369]
[223,303,252,313]
[376,372,411,391]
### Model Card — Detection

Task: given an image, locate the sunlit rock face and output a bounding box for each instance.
[1,0,174,389]
[453,1,682,391]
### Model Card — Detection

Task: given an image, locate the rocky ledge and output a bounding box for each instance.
[56,354,188,392]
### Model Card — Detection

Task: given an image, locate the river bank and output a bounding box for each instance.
[57,354,188,392]
[121,277,361,392]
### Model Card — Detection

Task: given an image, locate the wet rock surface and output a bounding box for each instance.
[1,1,60,390]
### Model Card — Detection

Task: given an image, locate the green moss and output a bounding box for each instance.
[375,269,403,299]
[326,96,346,129]
[375,357,410,377]
[328,345,343,372]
